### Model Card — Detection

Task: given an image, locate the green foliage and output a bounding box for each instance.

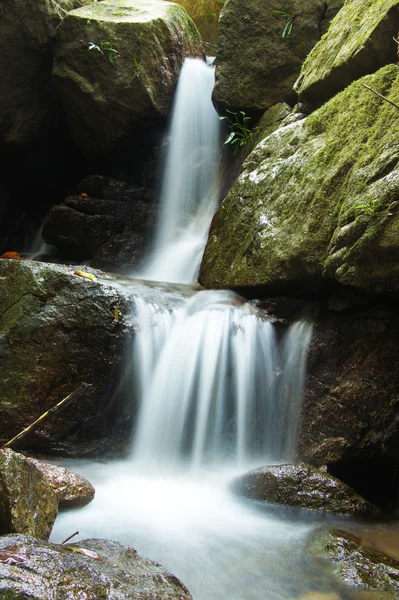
[274,10,295,38]
[88,41,118,65]
[354,199,378,216]
[219,109,255,155]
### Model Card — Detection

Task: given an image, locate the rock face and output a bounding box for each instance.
[200,65,399,295]
[320,0,345,34]
[231,463,380,516]
[43,176,158,268]
[308,529,399,595]
[0,450,58,540]
[299,303,399,467]
[28,458,95,508]
[53,0,203,157]
[212,0,325,113]
[0,0,93,152]
[294,0,399,111]
[0,534,193,599]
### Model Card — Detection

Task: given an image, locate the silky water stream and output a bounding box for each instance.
[51,58,395,599]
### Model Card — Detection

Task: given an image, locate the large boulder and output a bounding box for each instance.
[53,0,203,157]
[0,534,193,599]
[200,65,399,296]
[0,450,58,540]
[294,0,399,111]
[0,0,93,152]
[212,0,325,113]
[308,529,399,596]
[43,176,158,268]
[231,463,380,516]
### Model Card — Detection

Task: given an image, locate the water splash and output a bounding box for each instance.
[132,290,313,469]
[138,58,220,284]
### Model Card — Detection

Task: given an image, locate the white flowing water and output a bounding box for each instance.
[138,58,220,284]
[27,223,56,260]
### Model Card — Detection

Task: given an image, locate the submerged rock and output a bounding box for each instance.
[213,0,325,113]
[53,0,203,157]
[200,65,399,296]
[308,529,399,595]
[294,0,399,110]
[0,534,193,599]
[231,463,380,516]
[0,450,58,540]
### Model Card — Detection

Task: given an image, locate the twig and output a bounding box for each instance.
[362,83,399,111]
[3,383,90,449]
[61,531,79,545]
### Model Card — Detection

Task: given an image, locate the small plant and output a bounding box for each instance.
[219,109,255,155]
[274,10,295,38]
[88,41,119,65]
[354,199,378,216]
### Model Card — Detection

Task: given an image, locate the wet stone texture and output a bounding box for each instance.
[0,534,193,599]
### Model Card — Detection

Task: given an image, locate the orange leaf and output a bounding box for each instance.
[0,252,21,259]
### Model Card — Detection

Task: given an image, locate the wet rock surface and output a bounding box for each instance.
[232,463,380,516]
[308,529,399,595]
[0,534,193,599]
[53,0,203,157]
[0,450,58,540]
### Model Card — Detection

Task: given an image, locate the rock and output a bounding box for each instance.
[0,0,93,152]
[27,459,95,508]
[231,463,380,516]
[0,449,58,539]
[200,65,399,296]
[299,303,399,467]
[212,0,325,113]
[294,0,399,111]
[43,175,158,268]
[0,534,193,599]
[320,0,345,34]
[171,0,223,55]
[53,0,203,157]
[308,529,399,595]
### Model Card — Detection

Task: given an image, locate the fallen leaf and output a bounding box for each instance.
[114,306,120,322]
[62,545,102,560]
[0,545,25,564]
[0,252,21,260]
[74,270,97,282]
[81,192,88,197]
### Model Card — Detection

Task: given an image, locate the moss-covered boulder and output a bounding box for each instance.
[0,534,193,599]
[212,0,325,113]
[53,0,203,157]
[231,463,380,516]
[308,529,399,595]
[0,0,94,152]
[28,459,95,508]
[200,65,399,295]
[294,0,399,111]
[0,450,58,540]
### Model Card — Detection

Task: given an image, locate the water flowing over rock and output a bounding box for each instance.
[0,534,193,599]
[0,0,94,152]
[294,0,399,111]
[231,463,380,516]
[0,449,58,539]
[212,0,325,113]
[200,65,399,296]
[53,0,203,157]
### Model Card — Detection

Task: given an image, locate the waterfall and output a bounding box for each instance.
[138,57,220,284]
[132,290,313,469]
[27,223,56,260]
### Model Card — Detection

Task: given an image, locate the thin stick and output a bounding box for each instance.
[362,83,399,111]
[61,531,79,545]
[3,384,90,449]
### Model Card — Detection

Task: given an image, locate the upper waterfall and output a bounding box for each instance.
[138,58,220,284]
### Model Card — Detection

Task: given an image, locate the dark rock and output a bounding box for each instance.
[0,534,193,599]
[320,0,345,35]
[0,450,58,540]
[308,529,399,595]
[213,0,325,113]
[232,463,380,516]
[43,176,157,268]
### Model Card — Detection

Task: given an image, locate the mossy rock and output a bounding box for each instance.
[53,0,203,157]
[212,0,325,113]
[200,64,399,295]
[294,0,399,111]
[0,449,58,540]
[0,0,94,151]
